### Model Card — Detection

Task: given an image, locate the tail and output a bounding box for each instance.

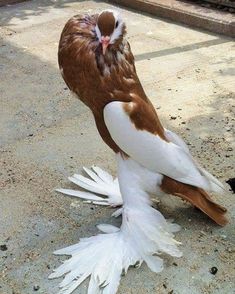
[161,176,228,226]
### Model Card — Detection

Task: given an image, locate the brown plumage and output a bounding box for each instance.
[58,12,227,225]
[97,11,116,36]
[161,177,227,226]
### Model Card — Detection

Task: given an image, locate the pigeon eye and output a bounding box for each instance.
[115,21,119,28]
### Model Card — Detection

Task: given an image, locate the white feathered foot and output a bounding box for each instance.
[50,155,182,294]
[56,165,123,207]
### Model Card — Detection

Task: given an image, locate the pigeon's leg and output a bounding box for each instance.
[56,162,164,209]
[49,154,182,294]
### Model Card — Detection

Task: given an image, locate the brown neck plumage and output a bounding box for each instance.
[58,14,165,152]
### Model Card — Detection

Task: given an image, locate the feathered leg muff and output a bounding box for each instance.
[49,154,182,294]
[56,165,123,207]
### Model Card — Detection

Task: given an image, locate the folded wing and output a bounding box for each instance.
[104,101,223,193]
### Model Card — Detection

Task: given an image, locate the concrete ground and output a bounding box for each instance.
[0,1,234,293]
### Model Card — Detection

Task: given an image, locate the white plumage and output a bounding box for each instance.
[50,155,182,294]
[51,106,225,292]
[104,101,224,193]
[56,166,122,206]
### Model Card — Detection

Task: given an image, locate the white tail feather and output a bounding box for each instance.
[164,129,225,193]
[197,166,225,193]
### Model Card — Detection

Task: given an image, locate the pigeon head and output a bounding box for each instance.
[96,10,126,55]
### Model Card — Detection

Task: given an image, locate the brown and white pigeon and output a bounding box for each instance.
[49,10,228,294]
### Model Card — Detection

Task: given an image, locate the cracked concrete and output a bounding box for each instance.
[0,1,234,293]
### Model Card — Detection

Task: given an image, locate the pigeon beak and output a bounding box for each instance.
[101,36,110,55]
